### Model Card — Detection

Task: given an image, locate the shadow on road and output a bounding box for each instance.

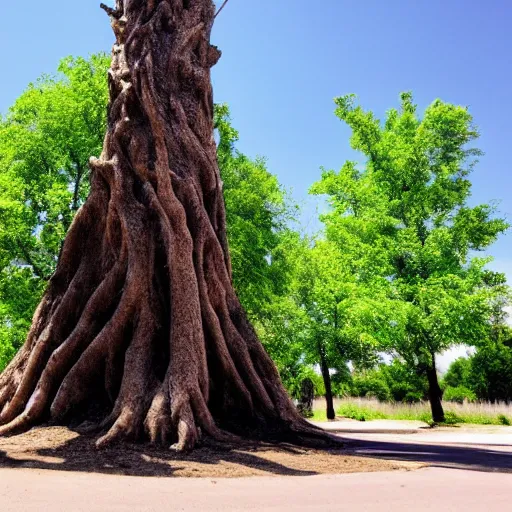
[347,437,512,473]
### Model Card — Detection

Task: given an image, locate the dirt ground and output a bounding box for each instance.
[0,426,417,478]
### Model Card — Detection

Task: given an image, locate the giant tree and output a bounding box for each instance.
[0,60,290,373]
[312,92,509,422]
[0,0,321,450]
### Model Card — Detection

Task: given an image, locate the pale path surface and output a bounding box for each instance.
[341,426,512,472]
[1,427,512,511]
[1,467,512,512]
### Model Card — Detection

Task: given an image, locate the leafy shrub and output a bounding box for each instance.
[337,403,388,421]
[351,374,391,402]
[498,414,511,426]
[443,385,476,404]
[403,391,424,403]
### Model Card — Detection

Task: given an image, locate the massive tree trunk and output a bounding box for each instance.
[0,0,322,451]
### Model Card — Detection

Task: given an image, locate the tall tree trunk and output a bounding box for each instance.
[319,347,335,420]
[426,354,445,423]
[0,0,323,451]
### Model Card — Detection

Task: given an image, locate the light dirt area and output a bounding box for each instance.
[0,426,418,478]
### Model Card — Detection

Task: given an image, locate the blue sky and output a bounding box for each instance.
[0,1,510,256]
[1,1,510,369]
[1,1,510,282]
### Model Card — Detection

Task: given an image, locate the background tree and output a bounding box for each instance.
[0,0,322,450]
[352,359,428,403]
[312,92,509,422]
[0,54,110,367]
[260,233,382,419]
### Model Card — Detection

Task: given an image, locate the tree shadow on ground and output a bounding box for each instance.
[346,437,512,473]
[0,427,352,478]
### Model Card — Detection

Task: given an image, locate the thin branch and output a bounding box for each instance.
[215,0,230,18]
[100,3,122,19]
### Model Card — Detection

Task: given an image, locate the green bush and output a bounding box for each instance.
[443,385,477,404]
[351,374,390,402]
[498,414,511,426]
[337,403,388,421]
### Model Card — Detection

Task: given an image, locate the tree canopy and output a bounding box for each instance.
[311,92,509,420]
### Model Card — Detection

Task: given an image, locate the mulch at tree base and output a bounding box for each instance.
[0,426,420,478]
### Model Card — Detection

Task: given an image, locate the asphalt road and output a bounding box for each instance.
[343,428,512,473]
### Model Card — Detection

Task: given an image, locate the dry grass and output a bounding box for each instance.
[312,397,512,425]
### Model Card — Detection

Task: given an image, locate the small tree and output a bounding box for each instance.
[312,92,509,422]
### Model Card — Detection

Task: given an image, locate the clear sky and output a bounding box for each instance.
[1,0,510,369]
[1,1,510,273]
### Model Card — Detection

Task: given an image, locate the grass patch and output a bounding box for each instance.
[311,398,512,426]
[337,403,388,421]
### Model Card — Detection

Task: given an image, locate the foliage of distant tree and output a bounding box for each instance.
[351,359,428,403]
[0,54,110,368]
[444,339,512,404]
[311,92,509,422]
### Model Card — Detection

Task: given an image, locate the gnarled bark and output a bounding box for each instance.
[0,0,324,451]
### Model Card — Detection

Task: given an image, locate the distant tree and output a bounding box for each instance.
[0,54,110,367]
[380,359,428,403]
[312,92,509,422]
[470,341,512,403]
[443,357,473,389]
[261,234,380,419]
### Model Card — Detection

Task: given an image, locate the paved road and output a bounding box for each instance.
[342,428,512,472]
[1,427,512,511]
[1,466,511,511]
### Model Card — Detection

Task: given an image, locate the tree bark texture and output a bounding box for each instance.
[426,355,445,423]
[0,0,323,451]
[319,348,335,421]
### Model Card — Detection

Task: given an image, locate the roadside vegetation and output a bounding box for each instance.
[312,398,512,426]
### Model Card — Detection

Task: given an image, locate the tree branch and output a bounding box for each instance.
[215,0,230,18]
[100,3,122,19]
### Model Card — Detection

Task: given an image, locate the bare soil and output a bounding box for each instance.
[0,426,417,478]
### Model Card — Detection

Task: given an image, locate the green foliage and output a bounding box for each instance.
[337,402,388,421]
[349,359,428,403]
[379,359,428,402]
[442,357,472,389]
[469,342,512,402]
[0,54,110,370]
[498,414,511,426]
[311,92,510,420]
[351,371,391,401]
[443,385,477,404]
